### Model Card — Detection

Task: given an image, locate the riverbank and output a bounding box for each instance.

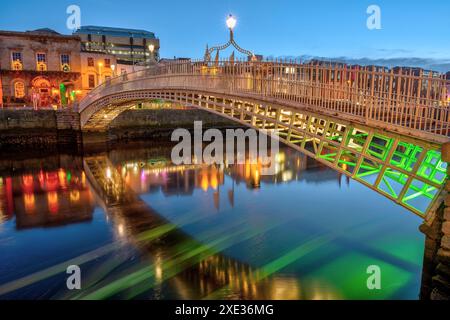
[0,108,240,152]
[0,109,81,151]
[83,108,241,151]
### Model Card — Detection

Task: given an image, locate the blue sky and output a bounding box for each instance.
[0,0,449,65]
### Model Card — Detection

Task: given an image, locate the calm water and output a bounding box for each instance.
[0,141,425,300]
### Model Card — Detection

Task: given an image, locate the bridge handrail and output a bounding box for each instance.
[79,59,450,138]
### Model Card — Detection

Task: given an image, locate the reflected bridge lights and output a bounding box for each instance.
[106,168,112,180]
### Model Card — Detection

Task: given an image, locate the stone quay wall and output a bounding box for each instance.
[0,110,82,150]
[81,108,241,151]
[420,142,450,300]
[108,108,241,139]
[0,108,241,151]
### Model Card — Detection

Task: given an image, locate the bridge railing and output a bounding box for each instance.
[79,59,450,139]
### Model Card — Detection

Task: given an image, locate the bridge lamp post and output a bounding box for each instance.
[204,14,254,61]
[226,14,237,38]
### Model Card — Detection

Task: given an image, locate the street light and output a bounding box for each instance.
[204,14,255,62]
[148,44,155,65]
[226,14,237,30]
[98,62,103,84]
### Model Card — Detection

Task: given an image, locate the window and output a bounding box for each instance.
[36,53,46,63]
[12,52,22,62]
[11,52,23,70]
[61,54,70,72]
[88,75,96,88]
[104,59,111,68]
[36,53,47,71]
[14,81,25,98]
[60,54,70,65]
[87,57,94,67]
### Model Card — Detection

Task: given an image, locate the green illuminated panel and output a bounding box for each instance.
[366,135,394,161]
[355,158,383,185]
[319,142,339,163]
[345,130,368,152]
[402,179,439,213]
[338,151,358,175]
[417,150,447,185]
[378,169,408,200]
[390,143,423,172]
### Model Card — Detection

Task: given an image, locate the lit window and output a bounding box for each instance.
[37,53,46,63]
[285,67,295,74]
[61,54,70,72]
[36,53,47,71]
[88,74,96,88]
[61,54,70,65]
[87,57,94,67]
[12,52,22,62]
[14,81,25,98]
[11,52,23,70]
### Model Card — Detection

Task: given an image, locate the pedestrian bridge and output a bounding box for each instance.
[77,59,450,218]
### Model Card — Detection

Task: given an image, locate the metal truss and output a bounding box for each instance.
[85,89,446,218]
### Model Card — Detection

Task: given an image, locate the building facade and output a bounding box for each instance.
[74,26,160,66]
[0,26,161,108]
[0,29,82,108]
[80,52,117,96]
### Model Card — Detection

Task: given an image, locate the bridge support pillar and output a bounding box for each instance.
[420,142,450,300]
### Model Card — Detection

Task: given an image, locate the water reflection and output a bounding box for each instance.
[0,168,94,229]
[0,142,424,300]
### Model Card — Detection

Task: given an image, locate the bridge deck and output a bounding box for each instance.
[76,59,449,218]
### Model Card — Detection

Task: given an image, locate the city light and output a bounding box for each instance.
[0,1,448,306]
[226,14,237,30]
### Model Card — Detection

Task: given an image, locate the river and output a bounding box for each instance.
[0,140,425,300]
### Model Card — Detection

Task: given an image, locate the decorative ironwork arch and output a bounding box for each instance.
[204,26,256,61]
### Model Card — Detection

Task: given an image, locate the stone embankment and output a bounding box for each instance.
[420,142,450,300]
[0,108,240,151]
[0,110,81,150]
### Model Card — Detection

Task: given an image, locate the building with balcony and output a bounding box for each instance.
[0,28,82,108]
[74,26,160,66]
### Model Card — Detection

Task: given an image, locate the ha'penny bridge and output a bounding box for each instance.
[77,57,450,220]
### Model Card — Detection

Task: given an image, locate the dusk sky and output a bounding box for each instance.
[1,0,449,66]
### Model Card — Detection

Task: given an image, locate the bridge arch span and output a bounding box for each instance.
[77,61,449,218]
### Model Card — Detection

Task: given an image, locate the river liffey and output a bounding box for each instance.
[0,141,425,300]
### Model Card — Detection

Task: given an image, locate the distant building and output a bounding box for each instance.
[74,26,160,66]
[0,28,82,108]
[158,57,191,65]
